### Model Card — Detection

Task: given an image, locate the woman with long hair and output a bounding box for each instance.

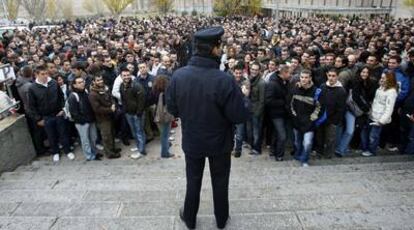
[361,71,398,157]
[153,75,175,158]
[336,66,378,156]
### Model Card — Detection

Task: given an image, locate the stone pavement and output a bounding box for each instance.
[1,123,414,230]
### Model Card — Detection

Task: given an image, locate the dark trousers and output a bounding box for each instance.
[380,109,400,148]
[183,153,231,228]
[26,116,47,155]
[97,120,116,157]
[315,123,337,158]
[399,115,414,155]
[114,104,132,141]
[43,116,70,155]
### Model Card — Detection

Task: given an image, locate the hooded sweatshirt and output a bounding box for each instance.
[319,81,347,125]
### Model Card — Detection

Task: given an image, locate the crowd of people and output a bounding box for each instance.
[0,15,413,165]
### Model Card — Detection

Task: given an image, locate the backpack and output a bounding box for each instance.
[313,88,327,127]
[64,92,79,122]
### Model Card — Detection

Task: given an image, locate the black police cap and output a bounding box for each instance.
[194,26,224,44]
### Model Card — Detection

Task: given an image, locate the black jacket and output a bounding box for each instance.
[120,81,145,116]
[289,84,321,133]
[166,55,250,157]
[265,74,289,119]
[319,82,347,125]
[136,74,156,107]
[101,66,117,90]
[370,64,384,82]
[67,90,95,124]
[351,78,378,113]
[27,78,64,122]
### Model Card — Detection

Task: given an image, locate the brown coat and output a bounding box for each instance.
[88,84,114,122]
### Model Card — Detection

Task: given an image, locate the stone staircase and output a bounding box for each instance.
[1,125,414,229]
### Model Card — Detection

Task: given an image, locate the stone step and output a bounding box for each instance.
[3,160,414,183]
[1,175,413,204]
[1,167,414,191]
[1,205,413,230]
[1,191,413,218]
[23,151,414,169]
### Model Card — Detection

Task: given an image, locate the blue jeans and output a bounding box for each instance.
[158,122,171,157]
[44,116,71,155]
[336,111,356,155]
[250,115,263,153]
[360,122,383,155]
[125,114,146,153]
[271,118,287,158]
[293,129,314,163]
[234,123,245,153]
[75,122,98,160]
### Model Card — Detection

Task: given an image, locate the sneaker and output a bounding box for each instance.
[170,130,176,134]
[130,147,138,152]
[266,145,271,149]
[302,163,309,167]
[114,138,121,143]
[169,136,175,141]
[130,152,142,159]
[361,151,374,157]
[387,146,399,152]
[96,144,104,151]
[53,154,60,162]
[67,152,75,160]
[243,143,251,149]
[161,153,175,158]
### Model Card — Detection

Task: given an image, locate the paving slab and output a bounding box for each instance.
[0,203,20,216]
[297,206,414,229]
[0,190,86,202]
[173,212,302,230]
[50,217,173,230]
[13,202,121,217]
[0,217,56,230]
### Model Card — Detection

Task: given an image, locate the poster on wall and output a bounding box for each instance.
[0,64,16,83]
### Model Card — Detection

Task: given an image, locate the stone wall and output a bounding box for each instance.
[0,115,36,174]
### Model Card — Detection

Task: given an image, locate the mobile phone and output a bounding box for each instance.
[407,114,412,118]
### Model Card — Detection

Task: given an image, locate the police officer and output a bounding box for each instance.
[166,27,250,229]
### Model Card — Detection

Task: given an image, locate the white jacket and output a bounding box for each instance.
[369,87,398,125]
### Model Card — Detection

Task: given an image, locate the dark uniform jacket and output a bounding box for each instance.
[166,56,250,157]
